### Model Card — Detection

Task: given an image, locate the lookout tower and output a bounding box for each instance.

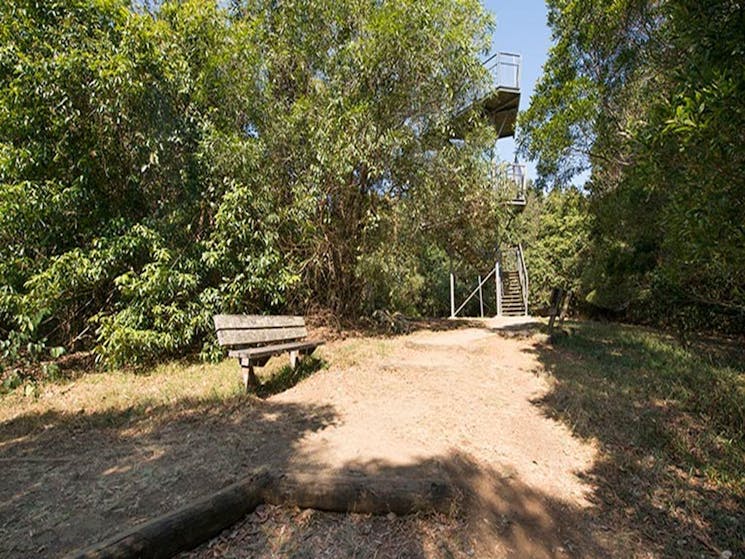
[449,52,530,318]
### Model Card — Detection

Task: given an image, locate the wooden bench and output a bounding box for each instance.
[213,315,324,391]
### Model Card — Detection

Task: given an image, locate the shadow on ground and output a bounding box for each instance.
[1,389,609,559]
[0,392,337,557]
[255,355,327,398]
[181,452,610,559]
[524,321,745,558]
[5,319,742,558]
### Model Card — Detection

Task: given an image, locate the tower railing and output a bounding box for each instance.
[517,243,529,315]
[483,52,521,90]
[491,162,527,204]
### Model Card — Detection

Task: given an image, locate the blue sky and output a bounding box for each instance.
[482,0,552,181]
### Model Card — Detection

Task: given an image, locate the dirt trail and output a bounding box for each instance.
[186,320,606,558]
[2,319,611,558]
[276,322,594,504]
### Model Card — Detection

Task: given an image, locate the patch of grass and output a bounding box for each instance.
[0,344,340,429]
[327,337,394,369]
[534,321,745,557]
[0,358,244,430]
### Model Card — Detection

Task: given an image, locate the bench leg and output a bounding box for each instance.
[289,350,299,369]
[241,361,258,392]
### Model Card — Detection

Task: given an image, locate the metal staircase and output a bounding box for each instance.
[497,245,528,316]
[501,271,524,315]
[448,245,528,318]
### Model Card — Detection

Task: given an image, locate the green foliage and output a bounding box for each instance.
[514,187,591,311]
[520,0,745,333]
[0,0,501,373]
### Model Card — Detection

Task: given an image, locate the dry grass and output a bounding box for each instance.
[1,344,340,429]
[180,505,474,559]
[1,359,236,427]
[0,343,346,557]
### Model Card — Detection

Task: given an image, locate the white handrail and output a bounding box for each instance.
[495,261,502,316]
[452,268,496,318]
[517,243,529,315]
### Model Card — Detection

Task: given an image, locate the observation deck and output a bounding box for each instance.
[481,52,521,138]
[452,52,521,139]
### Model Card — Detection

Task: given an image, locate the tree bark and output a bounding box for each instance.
[263,472,453,514]
[68,470,272,559]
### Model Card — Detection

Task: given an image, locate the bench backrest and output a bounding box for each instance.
[213,315,308,349]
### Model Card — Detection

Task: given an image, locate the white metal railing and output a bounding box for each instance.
[491,162,527,203]
[449,249,527,318]
[450,267,496,318]
[483,52,521,90]
[495,261,502,316]
[517,243,529,315]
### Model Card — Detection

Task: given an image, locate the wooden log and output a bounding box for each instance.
[67,470,453,559]
[263,472,453,515]
[67,470,272,559]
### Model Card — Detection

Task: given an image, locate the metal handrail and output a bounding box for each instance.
[514,247,524,309]
[482,52,521,90]
[517,243,529,315]
[451,267,496,318]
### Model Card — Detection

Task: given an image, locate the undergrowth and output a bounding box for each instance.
[538,321,744,556]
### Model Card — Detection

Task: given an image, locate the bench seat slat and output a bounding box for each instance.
[214,314,305,330]
[217,326,308,347]
[228,340,324,360]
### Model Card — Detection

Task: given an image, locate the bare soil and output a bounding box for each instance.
[2,319,634,558]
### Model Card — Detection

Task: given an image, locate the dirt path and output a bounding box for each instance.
[276,322,594,503]
[185,320,607,558]
[1,320,613,558]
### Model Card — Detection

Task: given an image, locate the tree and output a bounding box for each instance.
[0,0,502,371]
[512,186,590,312]
[519,0,745,332]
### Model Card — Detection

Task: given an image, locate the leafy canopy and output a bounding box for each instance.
[519,0,745,331]
[0,0,502,371]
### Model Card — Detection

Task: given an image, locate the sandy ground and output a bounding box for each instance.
[184,318,608,559]
[1,319,615,558]
[275,321,594,503]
